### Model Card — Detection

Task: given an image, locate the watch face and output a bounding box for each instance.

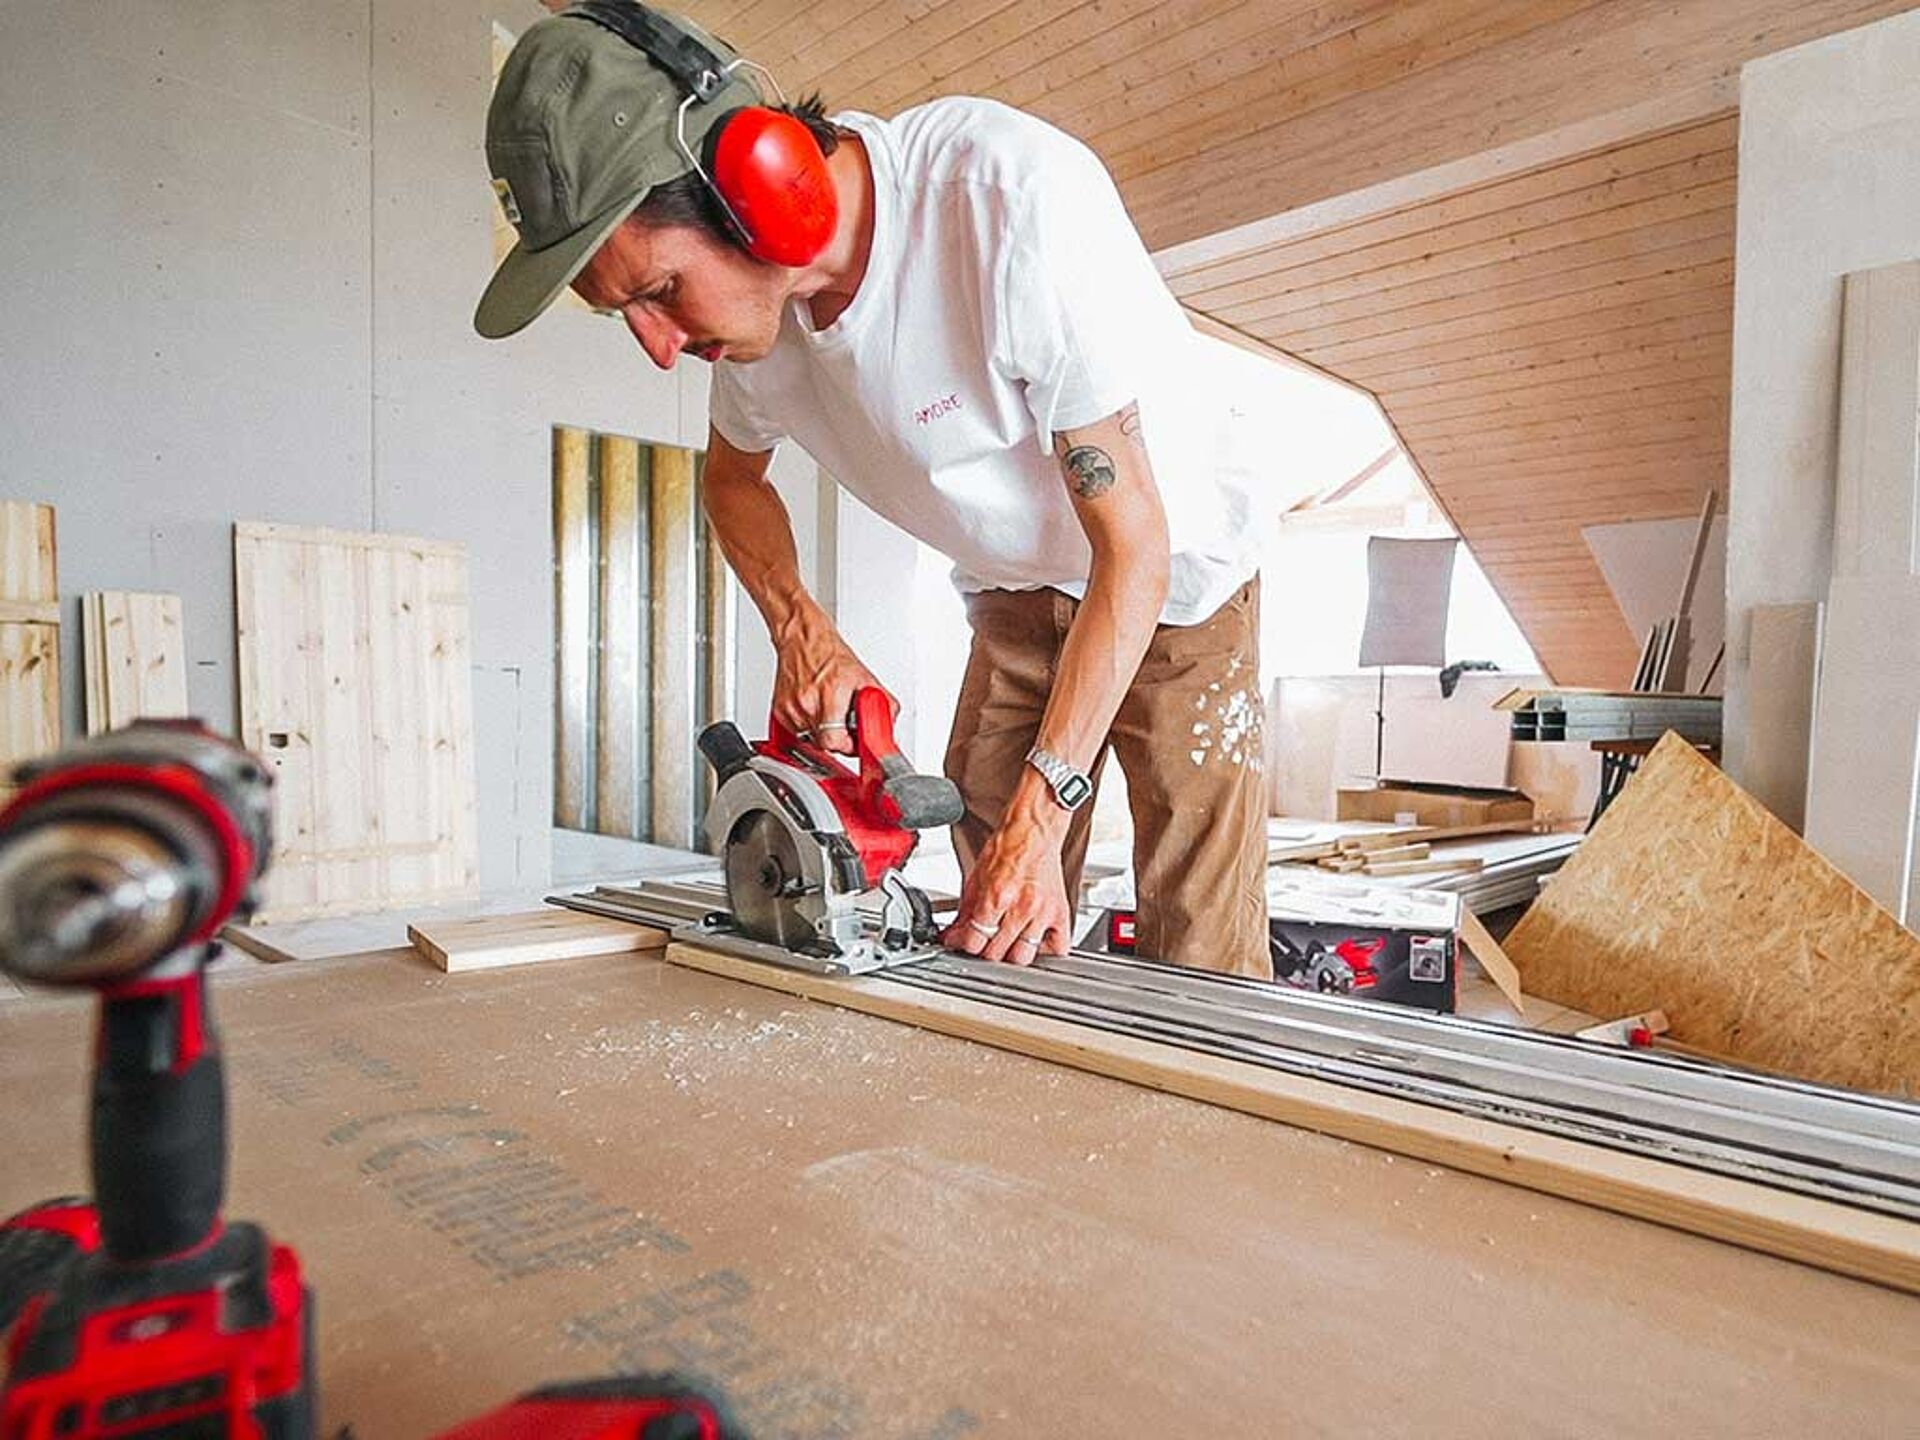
[1058,773,1094,810]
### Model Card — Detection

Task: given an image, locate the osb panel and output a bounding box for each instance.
[1505,735,1920,1096]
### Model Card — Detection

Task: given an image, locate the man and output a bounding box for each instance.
[476,3,1271,978]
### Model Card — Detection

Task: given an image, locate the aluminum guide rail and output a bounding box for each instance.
[552,883,1920,1220]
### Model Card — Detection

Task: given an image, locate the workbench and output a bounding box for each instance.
[3,945,1916,1436]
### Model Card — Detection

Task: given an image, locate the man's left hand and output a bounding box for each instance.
[943,823,1074,964]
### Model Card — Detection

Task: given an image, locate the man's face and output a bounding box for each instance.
[570,218,788,370]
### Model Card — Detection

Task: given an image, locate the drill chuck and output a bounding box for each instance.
[0,720,274,988]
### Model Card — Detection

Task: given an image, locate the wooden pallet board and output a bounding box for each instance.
[665,939,1920,1295]
[408,909,668,974]
[81,591,189,734]
[234,523,477,920]
[1506,733,1920,1096]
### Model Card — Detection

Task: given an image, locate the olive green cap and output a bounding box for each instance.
[474,7,759,339]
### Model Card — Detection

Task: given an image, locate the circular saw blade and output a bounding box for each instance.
[725,808,820,951]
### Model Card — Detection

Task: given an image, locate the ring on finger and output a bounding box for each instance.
[1017,935,1041,951]
[966,919,999,938]
[816,720,849,732]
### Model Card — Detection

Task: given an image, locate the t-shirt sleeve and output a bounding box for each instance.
[999,130,1164,441]
[707,361,786,453]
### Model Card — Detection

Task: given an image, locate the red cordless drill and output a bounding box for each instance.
[0,721,747,1439]
[0,719,313,1438]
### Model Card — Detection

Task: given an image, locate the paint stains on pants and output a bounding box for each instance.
[944,577,1271,978]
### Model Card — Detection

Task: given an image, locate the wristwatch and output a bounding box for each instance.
[1026,746,1094,811]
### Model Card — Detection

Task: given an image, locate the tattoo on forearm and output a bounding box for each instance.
[1118,403,1144,449]
[1058,442,1117,499]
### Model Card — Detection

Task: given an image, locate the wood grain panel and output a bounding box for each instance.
[0,501,59,795]
[81,592,189,735]
[234,523,477,920]
[1158,117,1736,684]
[673,1,1912,252]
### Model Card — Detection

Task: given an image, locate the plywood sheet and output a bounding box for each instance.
[1506,733,1920,1096]
[81,591,189,734]
[408,909,667,973]
[234,522,477,920]
[5,952,1915,1435]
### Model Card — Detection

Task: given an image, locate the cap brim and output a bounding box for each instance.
[473,190,643,340]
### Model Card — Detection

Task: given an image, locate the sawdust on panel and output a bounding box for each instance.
[1505,733,1920,1095]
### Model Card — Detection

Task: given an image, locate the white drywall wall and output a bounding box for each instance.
[1726,9,1920,799]
[0,0,820,890]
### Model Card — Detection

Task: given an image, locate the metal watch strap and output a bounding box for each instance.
[1025,746,1092,811]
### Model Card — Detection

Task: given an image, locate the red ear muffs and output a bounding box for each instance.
[709,107,839,267]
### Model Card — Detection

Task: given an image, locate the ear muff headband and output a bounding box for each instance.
[566,0,838,267]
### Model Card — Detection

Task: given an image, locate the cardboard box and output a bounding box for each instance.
[1337,779,1534,828]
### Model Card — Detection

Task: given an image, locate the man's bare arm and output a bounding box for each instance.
[944,401,1169,961]
[701,426,887,749]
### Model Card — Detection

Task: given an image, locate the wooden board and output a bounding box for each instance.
[0,501,59,796]
[665,940,1920,1295]
[234,523,477,920]
[80,591,188,734]
[1506,733,1920,1096]
[8,951,1917,1434]
[408,909,668,973]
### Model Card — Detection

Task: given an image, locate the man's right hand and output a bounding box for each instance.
[772,607,894,755]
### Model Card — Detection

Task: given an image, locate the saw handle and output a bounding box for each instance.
[767,688,963,832]
[851,690,964,831]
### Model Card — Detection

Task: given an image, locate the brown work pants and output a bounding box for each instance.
[944,578,1272,978]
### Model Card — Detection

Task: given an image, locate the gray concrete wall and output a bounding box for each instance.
[0,0,819,890]
[1725,9,1920,788]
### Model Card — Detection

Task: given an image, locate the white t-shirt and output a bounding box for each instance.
[708,97,1262,626]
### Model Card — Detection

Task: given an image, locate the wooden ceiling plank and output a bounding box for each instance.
[1163,116,1735,296]
[1306,261,1733,369]
[1441,487,1720,526]
[1395,390,1729,438]
[1405,401,1735,451]
[1236,216,1732,339]
[1349,309,1733,394]
[1102,0,1591,187]
[1229,187,1733,329]
[1126,1,1910,252]
[905,0,1172,111]
[1409,417,1730,467]
[1431,443,1728,482]
[1043,0,1412,150]
[1272,234,1734,353]
[1181,146,1734,313]
[997,0,1270,112]
[1388,366,1730,426]
[1384,330,1730,405]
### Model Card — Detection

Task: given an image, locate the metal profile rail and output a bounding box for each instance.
[553,884,1920,1220]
